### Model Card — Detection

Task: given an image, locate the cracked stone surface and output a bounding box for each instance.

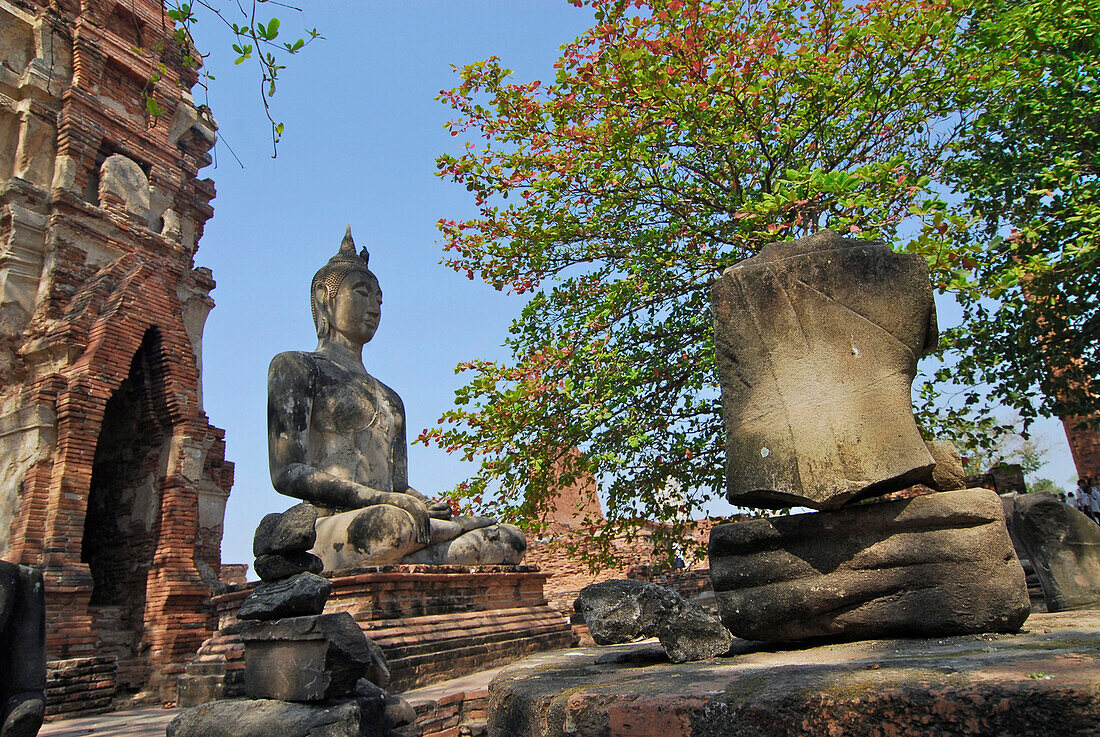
[486,610,1100,737]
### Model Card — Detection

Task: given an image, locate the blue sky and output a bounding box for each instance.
[189,2,1078,574]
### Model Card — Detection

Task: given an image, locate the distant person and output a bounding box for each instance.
[1074,479,1092,518]
[1089,477,1100,524]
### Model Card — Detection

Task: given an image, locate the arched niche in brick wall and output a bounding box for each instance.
[80,326,171,693]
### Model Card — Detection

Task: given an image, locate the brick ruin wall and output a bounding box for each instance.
[525,518,725,617]
[1064,416,1100,483]
[0,0,233,710]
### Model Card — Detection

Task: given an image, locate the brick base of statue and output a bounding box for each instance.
[177,565,576,705]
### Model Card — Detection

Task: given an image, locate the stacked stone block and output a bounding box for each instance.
[170,505,408,737]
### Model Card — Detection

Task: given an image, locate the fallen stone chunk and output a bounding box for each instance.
[167,698,362,737]
[254,503,320,557]
[656,603,734,663]
[242,612,390,700]
[1012,492,1100,612]
[712,230,937,510]
[238,573,333,621]
[709,488,1030,642]
[926,440,967,491]
[574,579,731,663]
[254,551,324,582]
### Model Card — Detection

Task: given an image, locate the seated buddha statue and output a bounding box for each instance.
[267,227,526,569]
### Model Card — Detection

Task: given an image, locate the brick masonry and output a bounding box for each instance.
[0,0,233,712]
[178,565,577,703]
[1063,416,1100,482]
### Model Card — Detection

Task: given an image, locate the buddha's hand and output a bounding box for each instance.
[427,500,454,521]
[376,492,432,545]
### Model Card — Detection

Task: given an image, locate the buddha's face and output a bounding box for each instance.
[330,270,382,345]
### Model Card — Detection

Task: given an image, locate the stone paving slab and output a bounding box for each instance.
[39,706,178,737]
[35,663,504,737]
[487,610,1100,737]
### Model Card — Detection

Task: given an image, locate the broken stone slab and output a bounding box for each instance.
[166,698,376,737]
[926,440,967,491]
[254,503,319,557]
[574,579,731,663]
[237,572,333,621]
[254,551,324,582]
[709,488,1030,641]
[242,612,390,700]
[712,229,937,510]
[1011,492,1100,612]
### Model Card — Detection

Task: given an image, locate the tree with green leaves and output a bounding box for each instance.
[942,0,1099,428]
[421,0,976,565]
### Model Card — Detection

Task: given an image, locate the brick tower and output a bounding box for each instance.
[0,0,233,709]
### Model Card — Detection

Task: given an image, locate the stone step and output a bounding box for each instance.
[365,607,569,652]
[386,629,576,691]
[377,618,571,661]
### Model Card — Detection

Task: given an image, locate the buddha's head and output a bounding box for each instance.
[311,226,382,345]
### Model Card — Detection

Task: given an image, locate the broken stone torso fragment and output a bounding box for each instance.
[267,227,525,570]
[712,229,939,510]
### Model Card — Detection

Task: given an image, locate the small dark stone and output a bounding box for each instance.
[354,679,387,737]
[254,503,319,557]
[237,573,333,621]
[254,551,324,582]
[1012,492,1100,611]
[241,612,390,701]
[574,579,731,662]
[382,695,416,729]
[167,698,361,737]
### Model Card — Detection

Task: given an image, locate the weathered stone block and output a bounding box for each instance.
[712,230,937,510]
[254,552,324,582]
[254,503,319,557]
[575,579,731,663]
[709,488,1030,641]
[486,611,1100,737]
[241,612,389,701]
[1012,492,1100,611]
[237,573,332,621]
[167,698,363,737]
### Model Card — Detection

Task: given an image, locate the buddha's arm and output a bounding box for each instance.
[387,392,452,520]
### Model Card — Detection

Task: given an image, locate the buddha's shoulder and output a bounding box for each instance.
[268,351,324,380]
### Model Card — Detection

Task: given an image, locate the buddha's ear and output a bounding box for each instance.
[314,283,332,338]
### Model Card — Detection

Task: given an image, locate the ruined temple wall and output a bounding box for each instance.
[526,518,720,614]
[0,0,234,706]
[1064,417,1100,481]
